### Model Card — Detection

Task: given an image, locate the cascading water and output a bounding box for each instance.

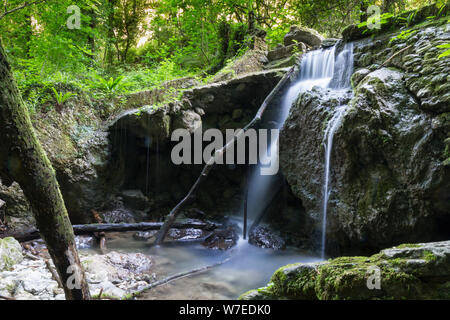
[245,46,337,229]
[245,42,354,259]
[320,42,353,259]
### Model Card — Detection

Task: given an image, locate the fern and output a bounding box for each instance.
[93,75,125,94]
[51,87,76,105]
[437,44,450,59]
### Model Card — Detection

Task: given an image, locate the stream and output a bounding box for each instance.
[82,221,320,300]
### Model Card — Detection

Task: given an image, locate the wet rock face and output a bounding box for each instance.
[248,226,286,250]
[280,23,450,254]
[267,43,306,61]
[0,182,35,231]
[107,69,287,221]
[353,24,450,113]
[240,240,450,300]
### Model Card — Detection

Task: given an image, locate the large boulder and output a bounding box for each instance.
[280,67,449,254]
[240,240,450,300]
[267,43,306,61]
[279,22,450,255]
[284,26,323,48]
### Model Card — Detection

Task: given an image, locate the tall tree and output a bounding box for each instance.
[0,37,91,300]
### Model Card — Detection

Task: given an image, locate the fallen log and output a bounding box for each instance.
[154,64,299,246]
[0,221,221,242]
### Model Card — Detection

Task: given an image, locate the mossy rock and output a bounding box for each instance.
[241,240,450,300]
[0,237,23,271]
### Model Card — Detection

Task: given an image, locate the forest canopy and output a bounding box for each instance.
[0,0,446,114]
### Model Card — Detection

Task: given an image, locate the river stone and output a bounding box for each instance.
[133,231,158,241]
[82,251,153,284]
[101,207,137,223]
[167,228,205,241]
[0,237,23,271]
[284,25,323,47]
[248,226,286,250]
[202,227,238,250]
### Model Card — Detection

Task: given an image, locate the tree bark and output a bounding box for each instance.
[0,40,90,300]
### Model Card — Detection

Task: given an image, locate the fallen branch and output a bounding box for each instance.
[45,259,63,289]
[0,294,15,300]
[0,0,47,20]
[154,65,298,245]
[127,257,231,299]
[1,221,220,242]
[380,45,412,68]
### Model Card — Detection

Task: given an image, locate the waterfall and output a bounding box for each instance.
[245,42,354,258]
[321,42,354,259]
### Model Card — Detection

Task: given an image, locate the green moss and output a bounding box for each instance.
[241,241,449,300]
[422,250,437,262]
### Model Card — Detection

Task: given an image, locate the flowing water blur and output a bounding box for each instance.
[320,42,354,259]
[247,43,353,259]
[84,224,319,299]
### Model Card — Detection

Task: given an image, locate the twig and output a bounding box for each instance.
[24,251,40,260]
[153,65,297,245]
[127,257,231,299]
[0,0,46,20]
[45,259,63,289]
[380,45,412,68]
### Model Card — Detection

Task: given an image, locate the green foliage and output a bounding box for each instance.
[437,43,450,59]
[1,0,444,117]
[390,29,417,43]
[51,87,77,105]
[91,75,125,95]
[396,10,417,27]
[358,13,394,34]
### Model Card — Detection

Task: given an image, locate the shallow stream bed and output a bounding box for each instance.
[86,232,320,300]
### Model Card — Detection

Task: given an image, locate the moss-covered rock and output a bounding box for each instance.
[240,240,450,300]
[0,237,23,271]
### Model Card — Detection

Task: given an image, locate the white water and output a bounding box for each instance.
[246,46,337,229]
[320,42,354,259]
[246,42,354,259]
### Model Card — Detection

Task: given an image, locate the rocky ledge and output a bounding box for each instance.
[240,240,450,300]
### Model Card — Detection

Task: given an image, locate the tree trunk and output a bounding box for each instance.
[0,40,90,300]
